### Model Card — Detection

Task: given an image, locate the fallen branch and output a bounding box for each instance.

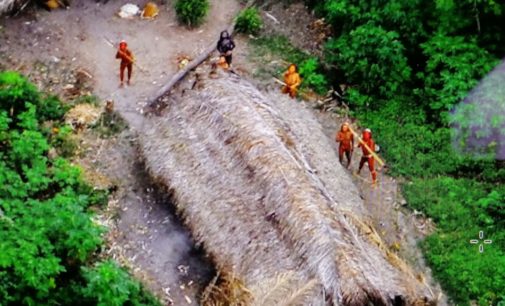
[272,77,286,86]
[150,39,222,104]
[265,12,280,24]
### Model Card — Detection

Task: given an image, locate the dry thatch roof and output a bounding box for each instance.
[140,72,436,306]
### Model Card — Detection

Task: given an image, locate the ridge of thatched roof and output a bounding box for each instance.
[140,73,436,305]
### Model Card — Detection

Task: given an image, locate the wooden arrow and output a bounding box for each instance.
[273,77,287,86]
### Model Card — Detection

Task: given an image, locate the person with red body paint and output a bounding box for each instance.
[357,128,377,185]
[115,40,134,87]
[336,122,354,168]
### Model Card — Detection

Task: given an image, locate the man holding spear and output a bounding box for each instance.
[281,64,302,98]
[336,122,354,168]
[115,40,134,87]
[347,126,384,186]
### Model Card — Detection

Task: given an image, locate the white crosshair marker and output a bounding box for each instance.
[469,231,493,253]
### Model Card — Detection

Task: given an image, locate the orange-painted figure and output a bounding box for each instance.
[217,55,229,70]
[116,40,134,86]
[336,122,354,168]
[357,128,377,184]
[281,64,301,98]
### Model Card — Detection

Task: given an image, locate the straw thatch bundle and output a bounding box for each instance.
[64,103,102,131]
[140,72,436,305]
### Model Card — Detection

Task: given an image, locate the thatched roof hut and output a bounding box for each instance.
[140,72,436,305]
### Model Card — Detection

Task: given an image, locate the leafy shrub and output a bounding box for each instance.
[403,177,505,305]
[325,23,411,103]
[0,124,103,304]
[174,0,210,27]
[235,7,262,35]
[93,111,128,138]
[0,71,66,125]
[0,72,159,305]
[81,261,161,306]
[298,57,328,95]
[418,34,497,118]
[50,125,79,157]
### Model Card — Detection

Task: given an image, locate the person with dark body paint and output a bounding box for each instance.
[217,30,235,67]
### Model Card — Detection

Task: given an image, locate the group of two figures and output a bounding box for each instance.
[114,30,236,87]
[337,123,379,186]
